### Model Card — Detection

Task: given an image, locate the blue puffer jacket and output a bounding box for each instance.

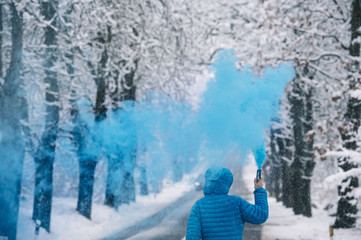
[186,167,268,240]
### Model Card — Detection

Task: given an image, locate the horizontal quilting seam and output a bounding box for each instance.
[202,210,234,214]
[201,208,234,214]
[202,225,234,230]
[201,203,234,210]
[203,228,241,232]
[203,230,242,237]
[202,224,234,229]
[203,229,238,234]
[202,201,233,207]
[202,205,233,209]
[202,213,235,218]
[202,213,235,219]
[202,208,235,213]
[202,219,234,224]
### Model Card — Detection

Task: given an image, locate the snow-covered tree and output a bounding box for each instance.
[0,2,27,240]
[333,0,361,229]
[32,0,60,232]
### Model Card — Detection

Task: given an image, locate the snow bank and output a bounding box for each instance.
[262,198,330,240]
[241,160,361,240]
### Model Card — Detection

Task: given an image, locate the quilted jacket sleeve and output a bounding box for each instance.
[239,187,269,224]
[186,201,202,240]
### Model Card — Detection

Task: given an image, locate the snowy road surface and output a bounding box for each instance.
[104,165,262,240]
[103,189,203,240]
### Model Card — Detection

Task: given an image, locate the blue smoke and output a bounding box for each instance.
[97,49,295,181]
[195,49,294,168]
[83,49,295,188]
[16,48,294,210]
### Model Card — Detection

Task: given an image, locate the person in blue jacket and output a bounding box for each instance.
[186,167,268,240]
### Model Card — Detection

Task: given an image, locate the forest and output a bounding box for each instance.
[0,0,360,239]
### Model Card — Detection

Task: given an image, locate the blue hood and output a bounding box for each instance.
[203,167,233,195]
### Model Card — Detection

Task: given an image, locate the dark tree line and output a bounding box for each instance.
[265,0,361,227]
[265,67,315,217]
[333,0,361,229]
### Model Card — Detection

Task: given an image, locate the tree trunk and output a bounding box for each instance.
[282,159,293,208]
[61,4,99,220]
[289,74,315,217]
[349,0,361,59]
[33,154,54,232]
[301,177,312,217]
[273,128,283,201]
[105,154,122,208]
[290,79,305,215]
[172,157,184,183]
[279,96,294,209]
[105,150,135,208]
[139,166,149,196]
[291,157,304,215]
[104,60,138,207]
[302,89,314,218]
[120,149,136,204]
[77,159,97,219]
[0,4,25,240]
[73,109,98,219]
[32,1,59,232]
[119,66,137,203]
[93,25,138,208]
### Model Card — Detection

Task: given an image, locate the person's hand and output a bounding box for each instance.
[254,178,264,189]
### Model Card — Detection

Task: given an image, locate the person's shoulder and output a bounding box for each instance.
[228,194,243,200]
[193,196,205,206]
[228,195,246,204]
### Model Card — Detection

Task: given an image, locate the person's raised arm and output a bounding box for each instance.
[239,177,268,224]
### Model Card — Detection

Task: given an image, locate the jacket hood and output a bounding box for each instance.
[203,167,233,195]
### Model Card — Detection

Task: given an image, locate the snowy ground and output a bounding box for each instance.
[17,177,194,240]
[243,161,361,240]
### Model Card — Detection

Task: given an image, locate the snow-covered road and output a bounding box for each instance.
[103,164,262,240]
[103,188,204,240]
